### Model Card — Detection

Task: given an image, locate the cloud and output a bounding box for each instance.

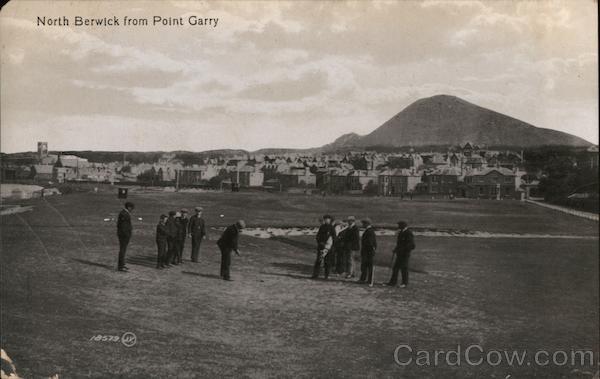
[0,0,597,153]
[238,70,328,102]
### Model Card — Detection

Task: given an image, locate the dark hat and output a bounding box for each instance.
[322,214,332,220]
[180,208,189,214]
[160,214,167,219]
[361,218,372,226]
[124,202,135,209]
[397,220,408,228]
[168,210,176,216]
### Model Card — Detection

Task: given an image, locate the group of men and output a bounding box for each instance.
[154,206,207,269]
[116,202,245,281]
[117,202,416,286]
[312,214,415,288]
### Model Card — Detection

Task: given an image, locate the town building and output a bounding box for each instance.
[229,166,264,187]
[280,167,317,189]
[463,167,517,199]
[31,164,54,181]
[378,169,422,196]
[422,167,461,194]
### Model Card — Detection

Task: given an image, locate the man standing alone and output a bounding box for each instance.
[188,206,207,262]
[358,218,377,286]
[116,202,135,272]
[217,220,245,281]
[386,221,415,288]
[155,214,168,269]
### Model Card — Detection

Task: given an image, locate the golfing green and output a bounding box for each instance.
[1,190,598,378]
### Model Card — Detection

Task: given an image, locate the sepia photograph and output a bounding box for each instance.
[0,0,598,377]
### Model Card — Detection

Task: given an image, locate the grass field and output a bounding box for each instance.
[1,190,598,378]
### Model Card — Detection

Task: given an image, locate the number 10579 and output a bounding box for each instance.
[89,334,120,342]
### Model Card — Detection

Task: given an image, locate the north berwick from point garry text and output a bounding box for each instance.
[36,15,219,27]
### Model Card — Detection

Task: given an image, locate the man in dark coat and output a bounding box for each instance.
[334,220,347,275]
[116,202,135,272]
[171,211,185,265]
[217,220,245,280]
[386,221,416,288]
[165,210,178,267]
[175,209,189,264]
[155,214,168,269]
[343,216,360,278]
[358,218,377,286]
[188,206,207,262]
[312,215,336,279]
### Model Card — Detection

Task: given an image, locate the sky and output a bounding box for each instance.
[0,0,597,153]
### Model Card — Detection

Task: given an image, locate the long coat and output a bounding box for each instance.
[360,226,377,254]
[394,228,415,255]
[176,217,189,241]
[217,224,240,251]
[188,215,206,238]
[344,224,360,251]
[117,209,132,237]
[165,216,178,239]
[316,223,335,250]
[156,223,168,243]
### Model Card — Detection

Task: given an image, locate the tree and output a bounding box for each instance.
[349,156,368,170]
[537,156,595,202]
[207,169,230,189]
[137,167,159,185]
[363,180,378,196]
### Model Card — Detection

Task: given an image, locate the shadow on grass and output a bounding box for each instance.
[260,271,313,281]
[71,258,113,270]
[181,271,221,280]
[271,260,427,281]
[261,271,371,286]
[271,236,314,250]
[373,260,428,274]
[126,255,157,268]
[271,261,313,274]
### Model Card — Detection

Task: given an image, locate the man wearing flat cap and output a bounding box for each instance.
[175,209,189,264]
[359,218,377,286]
[155,214,168,269]
[164,210,178,267]
[217,220,245,280]
[386,221,415,288]
[116,201,135,272]
[343,216,360,278]
[188,206,207,263]
[312,215,336,279]
[333,219,347,275]
[170,211,183,265]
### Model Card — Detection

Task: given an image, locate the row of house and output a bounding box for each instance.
[5,142,597,200]
[310,166,520,199]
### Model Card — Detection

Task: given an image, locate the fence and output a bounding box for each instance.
[525,199,598,222]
